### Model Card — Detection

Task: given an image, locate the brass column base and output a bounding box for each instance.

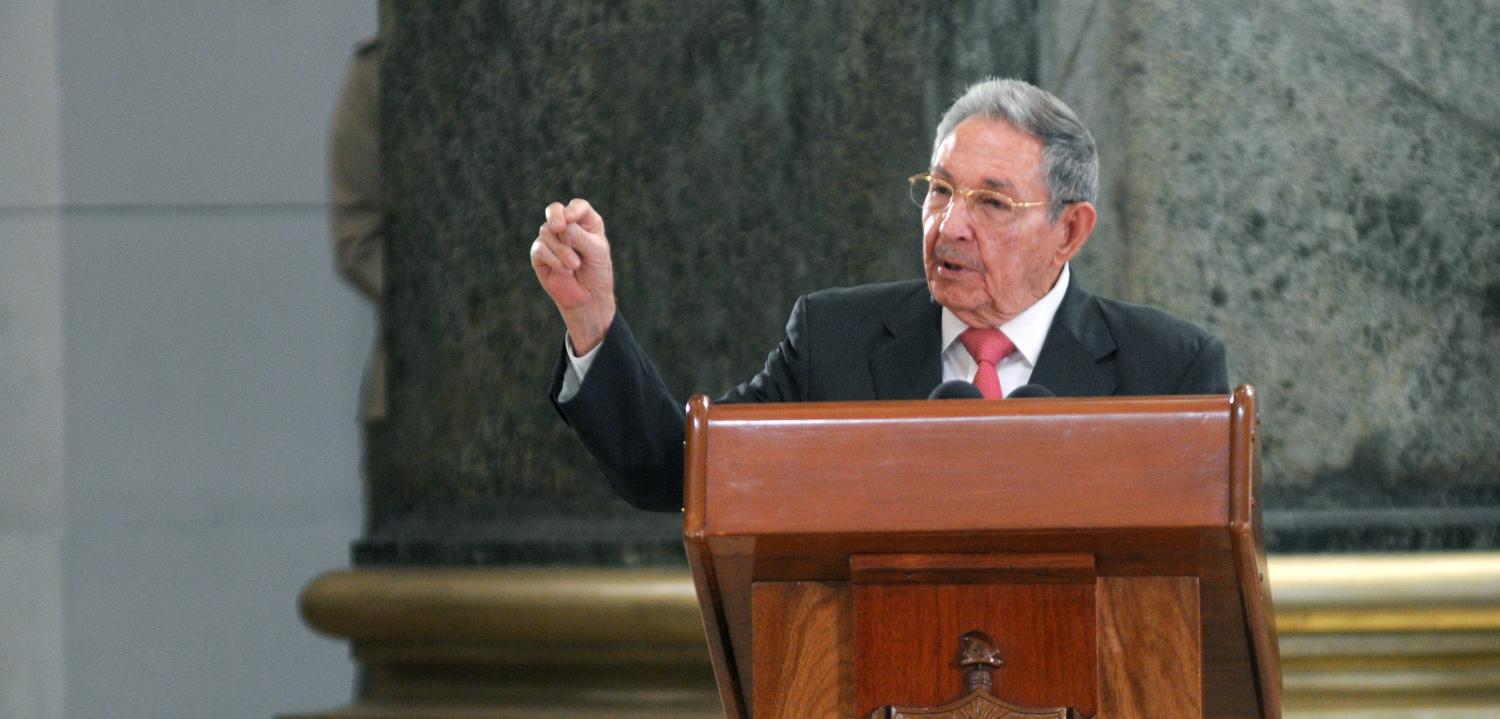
[280,568,720,719]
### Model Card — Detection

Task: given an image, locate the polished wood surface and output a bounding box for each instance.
[698,396,1231,536]
[1200,551,1262,717]
[1229,385,1283,718]
[750,582,852,719]
[853,582,1097,717]
[850,553,1097,585]
[683,389,1279,719]
[871,631,1081,719]
[684,395,744,719]
[1097,577,1202,718]
[876,692,1077,719]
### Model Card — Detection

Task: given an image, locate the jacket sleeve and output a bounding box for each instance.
[550,299,812,512]
[550,314,688,512]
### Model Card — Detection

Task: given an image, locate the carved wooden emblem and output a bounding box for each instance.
[868,631,1087,719]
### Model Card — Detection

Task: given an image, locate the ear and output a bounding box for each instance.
[1053,201,1097,264]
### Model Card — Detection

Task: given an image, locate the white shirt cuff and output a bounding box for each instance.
[557,333,602,403]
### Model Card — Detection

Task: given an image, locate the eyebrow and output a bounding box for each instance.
[931,165,1018,192]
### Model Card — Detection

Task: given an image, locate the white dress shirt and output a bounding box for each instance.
[561,264,1071,401]
[939,264,1070,397]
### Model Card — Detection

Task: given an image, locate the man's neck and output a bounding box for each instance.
[941,264,1071,368]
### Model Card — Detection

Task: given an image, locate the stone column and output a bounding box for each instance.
[1040,0,1500,551]
[365,0,1040,565]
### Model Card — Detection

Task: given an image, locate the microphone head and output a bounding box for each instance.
[928,380,985,400]
[1006,383,1055,398]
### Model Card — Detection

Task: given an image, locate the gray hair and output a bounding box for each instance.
[932,78,1098,220]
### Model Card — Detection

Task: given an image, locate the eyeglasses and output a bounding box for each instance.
[907,173,1064,226]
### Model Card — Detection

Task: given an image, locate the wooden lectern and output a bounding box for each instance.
[683,386,1279,719]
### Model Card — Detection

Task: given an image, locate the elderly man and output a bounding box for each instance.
[531,78,1227,512]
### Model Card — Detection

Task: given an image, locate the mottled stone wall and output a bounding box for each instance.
[1041,0,1500,550]
[367,1,1040,564]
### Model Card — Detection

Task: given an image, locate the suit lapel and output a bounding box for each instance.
[869,289,943,400]
[1029,279,1118,397]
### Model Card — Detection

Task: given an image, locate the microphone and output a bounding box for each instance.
[928,380,984,400]
[1006,383,1055,398]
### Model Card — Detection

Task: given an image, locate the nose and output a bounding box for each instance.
[935,195,974,241]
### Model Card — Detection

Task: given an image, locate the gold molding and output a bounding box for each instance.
[1273,553,1500,633]
[1266,553,1500,713]
[301,567,705,644]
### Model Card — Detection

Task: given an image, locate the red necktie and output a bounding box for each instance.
[959,328,1016,399]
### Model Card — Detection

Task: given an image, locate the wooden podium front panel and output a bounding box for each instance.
[1097,577,1202,718]
[751,582,853,719]
[1200,553,1262,717]
[852,583,1097,717]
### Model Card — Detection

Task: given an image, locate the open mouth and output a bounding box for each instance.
[935,256,981,275]
[932,245,980,275]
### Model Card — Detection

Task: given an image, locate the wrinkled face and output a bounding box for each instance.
[922,116,1076,328]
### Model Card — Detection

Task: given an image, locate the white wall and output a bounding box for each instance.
[1,1,68,717]
[2,2,377,717]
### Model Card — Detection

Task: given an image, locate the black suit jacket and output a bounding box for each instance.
[551,277,1228,511]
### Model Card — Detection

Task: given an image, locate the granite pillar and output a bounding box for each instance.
[1040,0,1500,550]
[366,1,1042,565]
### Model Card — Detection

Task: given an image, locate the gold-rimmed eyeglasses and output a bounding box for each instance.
[907,173,1064,226]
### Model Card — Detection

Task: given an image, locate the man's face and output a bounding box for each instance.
[921,116,1088,328]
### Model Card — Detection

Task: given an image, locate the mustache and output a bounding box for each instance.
[931,243,982,270]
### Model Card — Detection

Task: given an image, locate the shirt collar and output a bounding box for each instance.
[941,263,1071,367]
